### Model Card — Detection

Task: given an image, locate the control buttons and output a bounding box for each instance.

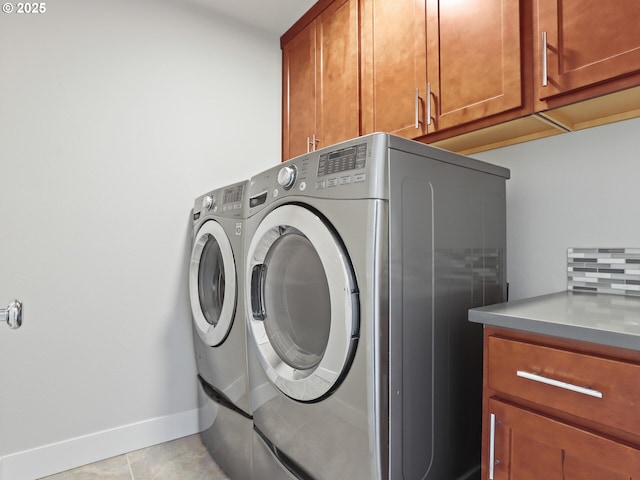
[221,203,242,212]
[299,181,307,192]
[354,173,366,183]
[202,195,215,210]
[277,164,298,190]
[314,173,367,189]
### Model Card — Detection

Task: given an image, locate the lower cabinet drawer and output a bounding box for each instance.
[487,335,640,437]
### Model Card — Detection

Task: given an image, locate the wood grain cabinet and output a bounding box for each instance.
[360,0,428,139]
[488,399,640,479]
[482,327,640,479]
[283,0,640,157]
[360,0,525,140]
[281,0,359,160]
[425,0,524,133]
[534,0,640,111]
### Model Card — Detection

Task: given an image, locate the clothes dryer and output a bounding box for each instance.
[245,134,509,480]
[189,180,252,479]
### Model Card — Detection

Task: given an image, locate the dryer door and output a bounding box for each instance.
[189,220,237,347]
[246,204,359,402]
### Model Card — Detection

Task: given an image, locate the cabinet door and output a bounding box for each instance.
[283,22,316,160]
[486,399,640,480]
[315,0,360,151]
[361,0,428,139]
[426,0,522,132]
[535,0,640,101]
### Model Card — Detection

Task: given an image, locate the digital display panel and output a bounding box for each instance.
[317,143,367,177]
[223,184,244,204]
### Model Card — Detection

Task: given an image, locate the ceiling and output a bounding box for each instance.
[193,0,317,35]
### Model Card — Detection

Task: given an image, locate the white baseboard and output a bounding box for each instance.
[0,407,201,480]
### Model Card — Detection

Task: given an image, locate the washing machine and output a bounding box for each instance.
[189,180,252,479]
[245,133,509,480]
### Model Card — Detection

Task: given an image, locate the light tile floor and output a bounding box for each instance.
[39,434,230,480]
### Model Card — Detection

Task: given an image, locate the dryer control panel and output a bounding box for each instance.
[315,143,368,190]
[317,143,367,176]
[248,134,386,215]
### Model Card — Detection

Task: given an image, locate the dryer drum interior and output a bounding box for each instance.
[246,204,359,403]
[259,227,331,370]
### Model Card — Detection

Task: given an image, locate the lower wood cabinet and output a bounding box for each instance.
[482,327,640,479]
[488,398,640,479]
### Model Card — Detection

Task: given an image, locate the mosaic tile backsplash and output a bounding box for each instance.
[568,248,640,296]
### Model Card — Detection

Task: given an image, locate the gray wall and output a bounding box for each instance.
[0,0,281,475]
[474,117,640,301]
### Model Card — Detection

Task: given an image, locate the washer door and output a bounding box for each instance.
[189,220,237,347]
[246,204,359,402]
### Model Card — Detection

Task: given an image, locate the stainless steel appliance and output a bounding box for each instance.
[244,133,509,479]
[189,180,252,479]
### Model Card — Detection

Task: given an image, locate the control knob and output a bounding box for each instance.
[277,165,298,190]
[202,195,216,210]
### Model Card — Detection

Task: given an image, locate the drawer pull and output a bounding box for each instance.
[516,370,603,398]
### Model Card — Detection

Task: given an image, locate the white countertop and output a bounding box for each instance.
[469,291,640,351]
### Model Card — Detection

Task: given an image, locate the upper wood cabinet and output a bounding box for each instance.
[282,22,316,160]
[281,0,360,160]
[360,0,428,139]
[283,0,640,157]
[361,0,524,139]
[534,0,640,109]
[426,0,524,132]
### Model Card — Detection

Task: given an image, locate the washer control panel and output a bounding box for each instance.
[202,195,216,210]
[221,183,244,208]
[194,182,246,221]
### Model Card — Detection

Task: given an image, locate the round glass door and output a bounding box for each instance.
[189,220,237,347]
[246,204,359,402]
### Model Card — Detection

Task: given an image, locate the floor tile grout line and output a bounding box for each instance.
[126,452,135,480]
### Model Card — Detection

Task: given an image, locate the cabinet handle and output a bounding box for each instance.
[488,413,497,480]
[306,135,319,152]
[541,31,548,87]
[516,370,603,398]
[415,88,420,128]
[426,82,432,126]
